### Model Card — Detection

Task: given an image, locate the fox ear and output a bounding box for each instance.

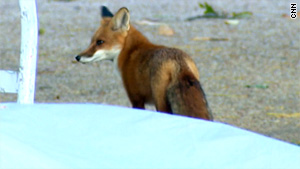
[111,7,130,31]
[101,6,113,18]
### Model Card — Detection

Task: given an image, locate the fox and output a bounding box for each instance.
[75,6,213,120]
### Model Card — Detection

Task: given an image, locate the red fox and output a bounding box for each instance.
[75,6,213,120]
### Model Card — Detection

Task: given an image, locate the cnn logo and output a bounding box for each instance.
[290,3,297,19]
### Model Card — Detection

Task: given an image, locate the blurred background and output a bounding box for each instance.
[0,0,299,144]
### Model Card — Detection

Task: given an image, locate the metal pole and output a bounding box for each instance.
[17,0,39,104]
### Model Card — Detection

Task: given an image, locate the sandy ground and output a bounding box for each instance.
[0,0,299,145]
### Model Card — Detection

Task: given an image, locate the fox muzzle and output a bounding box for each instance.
[75,55,81,62]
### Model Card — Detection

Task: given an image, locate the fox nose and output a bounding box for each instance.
[75,55,81,62]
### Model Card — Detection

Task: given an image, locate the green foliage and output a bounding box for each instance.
[187,2,252,21]
[199,2,219,17]
[245,84,269,89]
[232,12,253,19]
[38,28,45,35]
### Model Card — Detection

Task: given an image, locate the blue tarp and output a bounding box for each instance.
[0,103,299,169]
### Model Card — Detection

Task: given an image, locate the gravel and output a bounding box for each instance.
[1,0,299,144]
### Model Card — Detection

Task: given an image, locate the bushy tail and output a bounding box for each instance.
[167,71,213,120]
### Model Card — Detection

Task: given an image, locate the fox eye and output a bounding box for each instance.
[96,40,104,45]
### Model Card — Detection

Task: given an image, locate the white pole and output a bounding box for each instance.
[18,0,38,104]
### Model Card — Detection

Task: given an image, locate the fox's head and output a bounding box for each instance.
[75,6,130,63]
